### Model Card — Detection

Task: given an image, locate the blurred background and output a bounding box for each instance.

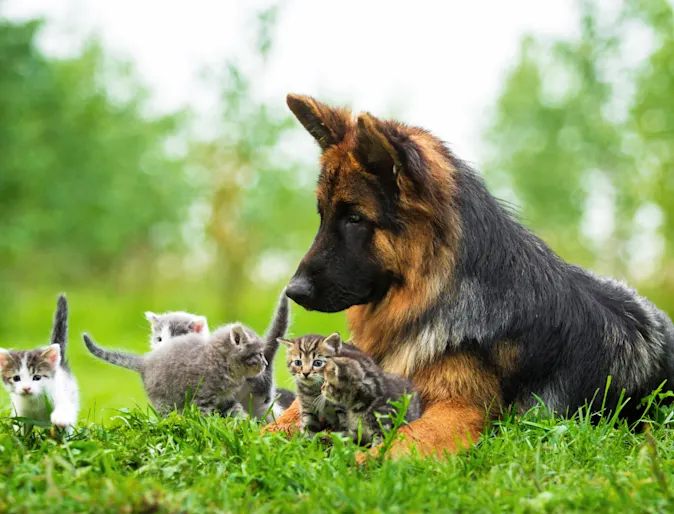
[1,0,673,421]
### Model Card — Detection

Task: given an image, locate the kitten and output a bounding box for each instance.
[234,290,295,421]
[84,324,266,417]
[144,311,209,350]
[321,352,422,446]
[279,332,371,436]
[82,290,294,418]
[0,295,80,434]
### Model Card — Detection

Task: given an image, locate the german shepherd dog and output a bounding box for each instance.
[262,94,674,459]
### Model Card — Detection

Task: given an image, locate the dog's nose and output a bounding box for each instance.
[286,276,314,307]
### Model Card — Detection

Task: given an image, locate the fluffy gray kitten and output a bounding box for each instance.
[83,290,294,418]
[84,324,265,416]
[320,337,422,446]
[144,311,209,350]
[0,295,80,434]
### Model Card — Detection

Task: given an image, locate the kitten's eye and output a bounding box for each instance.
[293,360,302,367]
[313,359,324,368]
[156,336,162,343]
[32,375,41,381]
[345,214,362,224]
[12,375,20,383]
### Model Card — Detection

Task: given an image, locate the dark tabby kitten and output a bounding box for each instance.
[279,333,372,436]
[235,291,295,420]
[321,354,422,446]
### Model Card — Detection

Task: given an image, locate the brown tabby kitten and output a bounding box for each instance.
[279,333,371,436]
[321,355,422,446]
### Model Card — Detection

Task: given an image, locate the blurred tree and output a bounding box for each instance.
[188,6,317,319]
[483,0,674,314]
[0,18,195,329]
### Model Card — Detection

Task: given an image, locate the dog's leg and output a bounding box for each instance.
[357,400,486,463]
[260,397,301,435]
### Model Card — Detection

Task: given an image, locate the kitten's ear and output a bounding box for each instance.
[230,324,249,346]
[0,349,9,370]
[191,317,207,334]
[41,344,61,369]
[145,312,159,326]
[323,333,343,353]
[277,338,293,348]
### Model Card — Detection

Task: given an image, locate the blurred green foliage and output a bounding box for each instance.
[0,10,344,420]
[484,0,674,314]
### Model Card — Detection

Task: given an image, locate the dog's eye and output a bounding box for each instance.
[346,214,362,224]
[12,375,20,383]
[33,375,41,381]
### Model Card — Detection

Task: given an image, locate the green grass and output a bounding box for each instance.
[4,291,674,512]
[1,406,674,513]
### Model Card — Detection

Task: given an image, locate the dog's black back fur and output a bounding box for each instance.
[442,159,674,421]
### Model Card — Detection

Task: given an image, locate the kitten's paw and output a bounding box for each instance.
[260,422,297,436]
[50,409,76,429]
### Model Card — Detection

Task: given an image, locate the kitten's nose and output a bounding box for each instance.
[302,372,310,378]
[22,386,31,393]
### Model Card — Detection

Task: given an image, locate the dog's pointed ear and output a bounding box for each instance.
[355,113,405,176]
[286,94,351,150]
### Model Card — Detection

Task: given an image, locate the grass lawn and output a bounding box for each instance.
[1,406,674,513]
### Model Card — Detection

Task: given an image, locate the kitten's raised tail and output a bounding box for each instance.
[262,288,290,362]
[51,294,70,371]
[82,334,145,372]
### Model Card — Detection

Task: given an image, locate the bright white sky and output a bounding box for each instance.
[4,0,578,165]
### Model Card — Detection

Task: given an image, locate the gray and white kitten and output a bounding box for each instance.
[144,311,209,350]
[0,295,80,434]
[321,344,422,446]
[84,324,266,417]
[279,332,369,436]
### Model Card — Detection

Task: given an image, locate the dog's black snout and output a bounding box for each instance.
[286,276,314,308]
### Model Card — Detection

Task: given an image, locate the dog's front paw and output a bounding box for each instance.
[260,422,297,436]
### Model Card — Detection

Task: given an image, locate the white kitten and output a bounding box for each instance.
[0,295,79,434]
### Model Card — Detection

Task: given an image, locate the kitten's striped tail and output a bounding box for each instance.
[262,288,290,363]
[50,294,70,371]
[82,334,145,372]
